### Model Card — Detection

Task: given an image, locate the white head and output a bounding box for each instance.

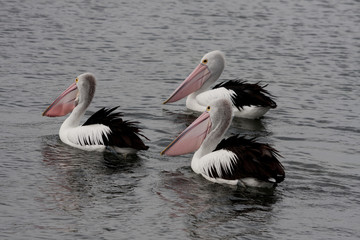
[207,98,232,135]
[163,50,226,104]
[42,73,96,117]
[199,50,225,87]
[161,98,233,156]
[74,73,96,108]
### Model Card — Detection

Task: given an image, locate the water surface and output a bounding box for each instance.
[1,0,359,239]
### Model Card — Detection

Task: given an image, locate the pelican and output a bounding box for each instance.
[161,98,285,188]
[163,50,277,119]
[42,73,149,154]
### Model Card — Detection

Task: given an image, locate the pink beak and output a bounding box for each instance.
[42,82,78,117]
[161,111,212,156]
[163,63,211,104]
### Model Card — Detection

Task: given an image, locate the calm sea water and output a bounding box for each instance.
[1,0,359,239]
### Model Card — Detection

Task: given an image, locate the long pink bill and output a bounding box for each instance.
[161,111,212,156]
[163,63,211,104]
[42,82,78,117]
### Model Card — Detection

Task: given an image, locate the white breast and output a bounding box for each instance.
[59,123,111,151]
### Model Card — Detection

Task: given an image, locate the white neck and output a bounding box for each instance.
[191,103,233,172]
[185,73,220,111]
[60,101,88,130]
[186,92,205,112]
[61,80,94,130]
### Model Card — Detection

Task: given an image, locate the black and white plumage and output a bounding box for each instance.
[161,98,285,188]
[209,136,284,184]
[213,80,277,110]
[42,73,148,154]
[163,50,277,119]
[81,107,149,151]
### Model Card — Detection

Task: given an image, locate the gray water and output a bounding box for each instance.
[1,0,359,239]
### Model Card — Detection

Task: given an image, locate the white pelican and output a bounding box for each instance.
[161,98,285,188]
[163,50,277,119]
[42,73,149,154]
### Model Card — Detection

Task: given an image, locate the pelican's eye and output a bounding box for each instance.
[202,59,208,64]
[75,78,78,83]
[206,106,211,111]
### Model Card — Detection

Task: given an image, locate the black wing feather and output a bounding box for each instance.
[83,107,149,150]
[209,135,285,183]
[213,80,277,109]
